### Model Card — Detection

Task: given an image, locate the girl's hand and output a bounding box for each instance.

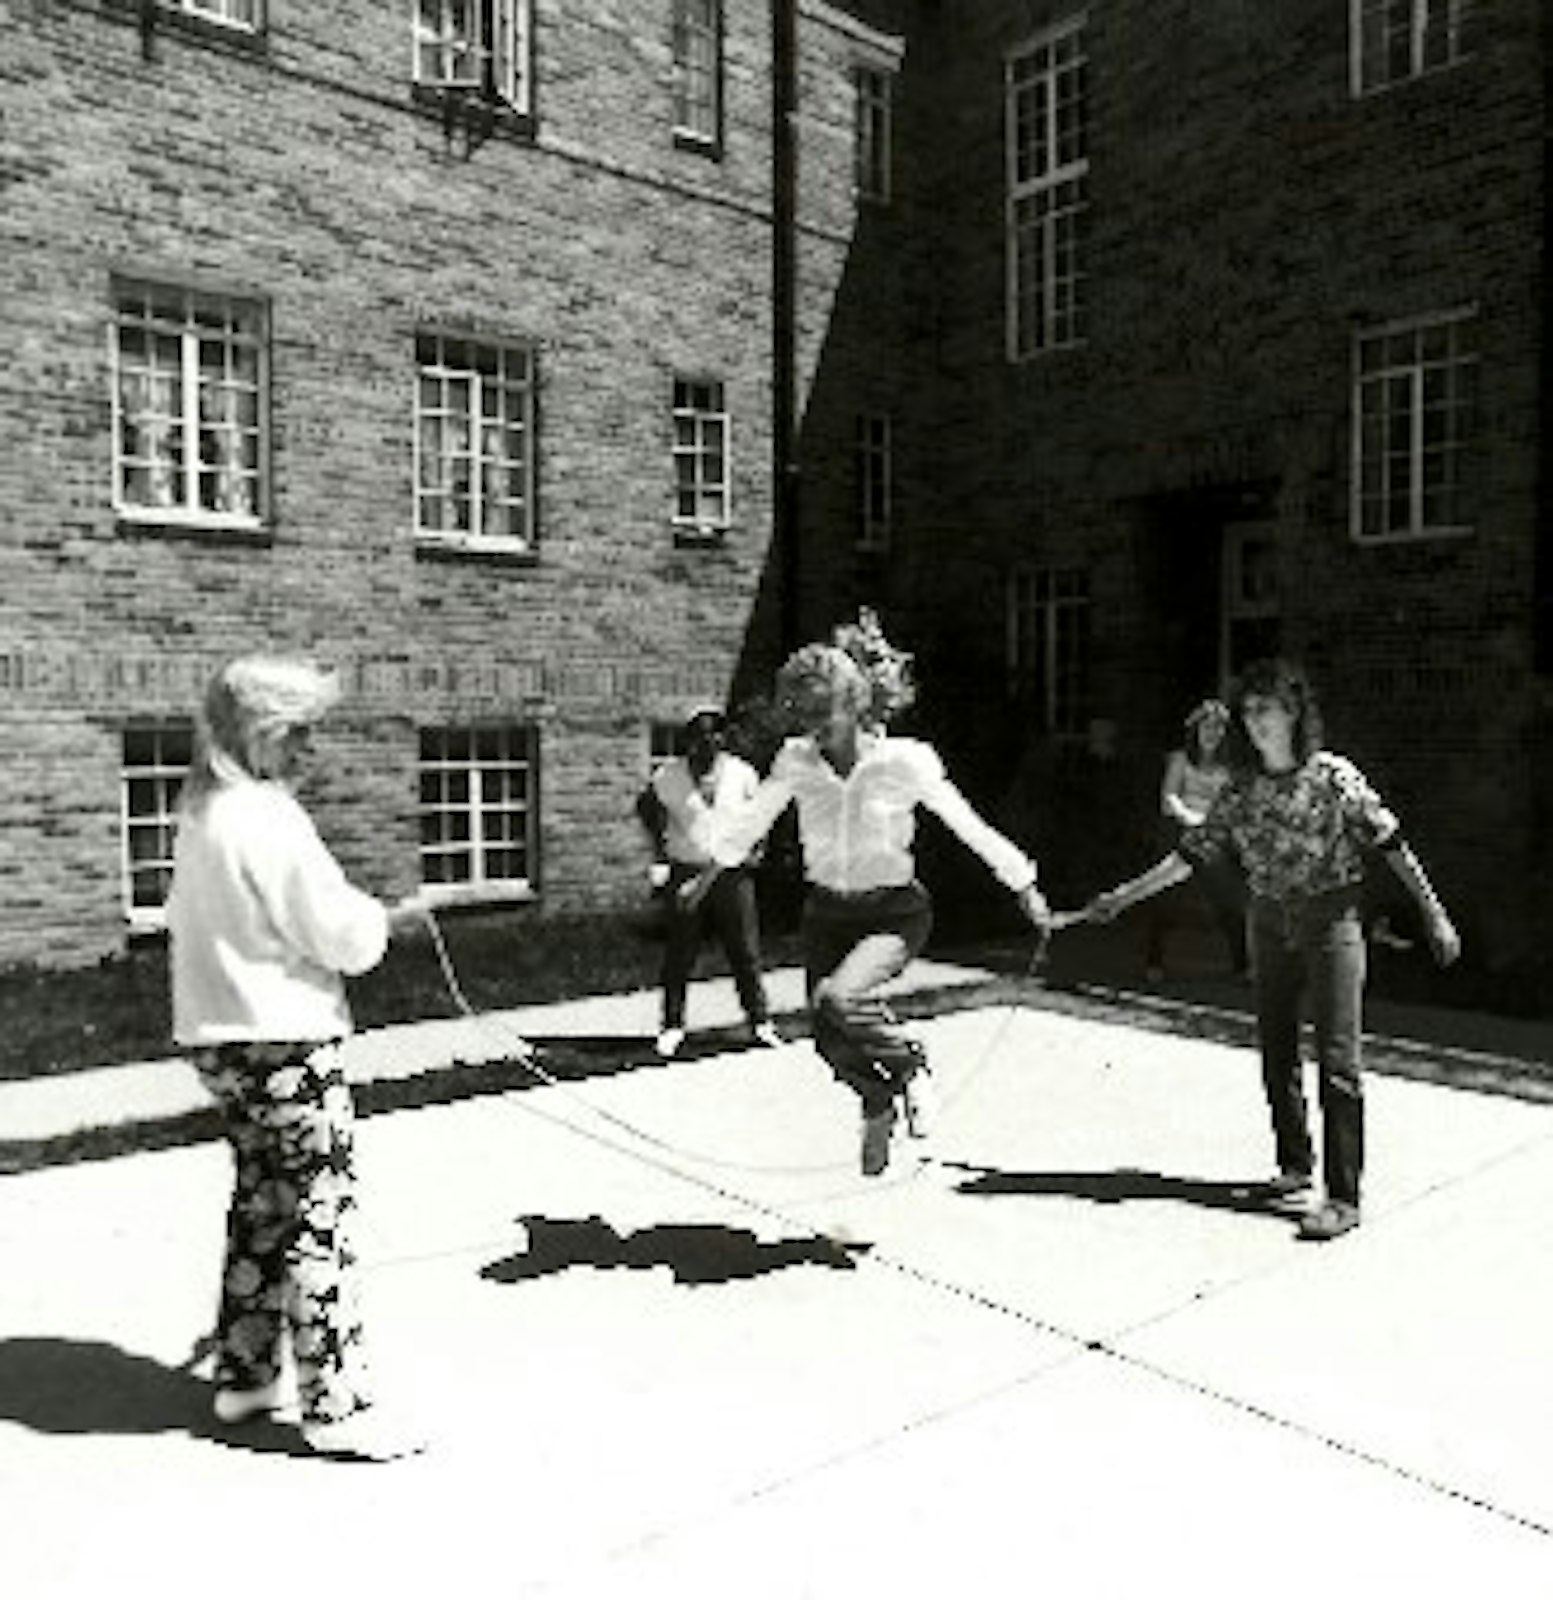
[646,861,672,891]
[1425,910,1462,967]
[1086,890,1127,924]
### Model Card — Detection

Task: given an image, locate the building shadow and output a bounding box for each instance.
[0,1336,300,1454]
[945,1164,1283,1217]
[480,1214,866,1287]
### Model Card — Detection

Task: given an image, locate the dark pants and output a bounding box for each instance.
[801,882,934,1116]
[1249,900,1367,1206]
[661,865,769,1029]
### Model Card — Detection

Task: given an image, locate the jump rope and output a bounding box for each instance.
[418,906,1084,1200]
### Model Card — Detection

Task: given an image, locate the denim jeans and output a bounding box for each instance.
[1248,900,1367,1205]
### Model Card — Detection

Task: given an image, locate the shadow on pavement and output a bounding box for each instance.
[946,1163,1284,1217]
[480,1214,867,1286]
[0,1336,300,1454]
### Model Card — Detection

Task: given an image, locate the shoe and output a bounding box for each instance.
[900,1067,935,1140]
[655,1027,686,1059]
[213,1378,284,1425]
[860,1104,897,1177]
[1298,1200,1361,1242]
[750,1021,783,1049]
[301,1407,427,1463]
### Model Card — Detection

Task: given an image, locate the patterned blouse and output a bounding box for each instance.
[1177,751,1400,905]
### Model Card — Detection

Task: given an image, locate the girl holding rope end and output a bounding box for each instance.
[167,655,429,1461]
[684,612,1050,1177]
[1084,657,1461,1242]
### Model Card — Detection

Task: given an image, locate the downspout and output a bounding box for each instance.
[772,0,800,653]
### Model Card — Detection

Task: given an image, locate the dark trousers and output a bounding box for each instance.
[1249,902,1367,1205]
[801,882,933,1116]
[661,865,769,1029]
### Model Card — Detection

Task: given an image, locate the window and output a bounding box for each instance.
[418,725,538,898]
[1006,20,1088,359]
[855,65,892,203]
[672,0,722,148]
[136,0,262,29]
[1352,310,1478,542]
[650,721,689,765]
[415,332,536,551]
[672,378,730,538]
[856,413,891,553]
[413,0,531,110]
[121,723,193,926]
[113,279,267,528]
[1007,567,1090,737]
[1352,0,1476,95]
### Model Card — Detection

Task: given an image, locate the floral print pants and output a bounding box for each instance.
[192,1040,370,1426]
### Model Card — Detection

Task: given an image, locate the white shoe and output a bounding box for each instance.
[750,1022,783,1049]
[213,1378,285,1425]
[900,1068,936,1139]
[655,1027,686,1059]
[302,1408,427,1463]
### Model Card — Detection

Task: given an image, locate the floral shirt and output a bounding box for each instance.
[1178,751,1400,905]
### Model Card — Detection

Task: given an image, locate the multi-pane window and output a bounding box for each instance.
[855,65,892,203]
[113,280,266,525]
[415,333,536,549]
[121,723,193,924]
[1352,0,1476,95]
[672,0,722,147]
[856,413,891,552]
[1352,311,1477,542]
[152,0,262,28]
[1006,20,1088,359]
[672,378,730,537]
[418,725,538,895]
[1007,567,1090,737]
[413,0,531,109]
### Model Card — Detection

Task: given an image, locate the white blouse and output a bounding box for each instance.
[692,733,1037,896]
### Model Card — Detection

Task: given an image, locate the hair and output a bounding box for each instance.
[774,643,872,735]
[1226,657,1325,772]
[1182,697,1230,766]
[181,654,339,809]
[828,608,916,727]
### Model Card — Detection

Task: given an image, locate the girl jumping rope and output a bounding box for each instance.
[684,612,1050,1176]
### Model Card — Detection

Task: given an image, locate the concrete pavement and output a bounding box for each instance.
[3,967,1553,1597]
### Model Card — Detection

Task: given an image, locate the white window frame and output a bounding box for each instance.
[121,722,193,930]
[413,0,532,111]
[162,0,263,30]
[1351,308,1478,544]
[112,279,268,531]
[672,377,731,540]
[672,0,722,149]
[854,64,893,203]
[856,412,892,553]
[1351,0,1475,96]
[414,332,537,554]
[418,724,539,903]
[1007,566,1091,738]
[1006,17,1089,361]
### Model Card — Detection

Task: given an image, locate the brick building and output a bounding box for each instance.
[3,0,1550,985]
[0,0,904,966]
[795,0,1552,979]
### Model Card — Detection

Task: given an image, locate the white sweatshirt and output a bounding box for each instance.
[167,777,389,1045]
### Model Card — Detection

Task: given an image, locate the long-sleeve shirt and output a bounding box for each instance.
[167,777,389,1046]
[650,752,761,866]
[692,733,1037,895]
[1177,751,1400,905]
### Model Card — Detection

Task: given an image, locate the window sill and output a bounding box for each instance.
[1350,524,1474,548]
[420,883,537,911]
[411,83,536,142]
[672,524,729,550]
[104,0,269,58]
[673,130,724,160]
[117,513,274,546]
[415,532,538,566]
